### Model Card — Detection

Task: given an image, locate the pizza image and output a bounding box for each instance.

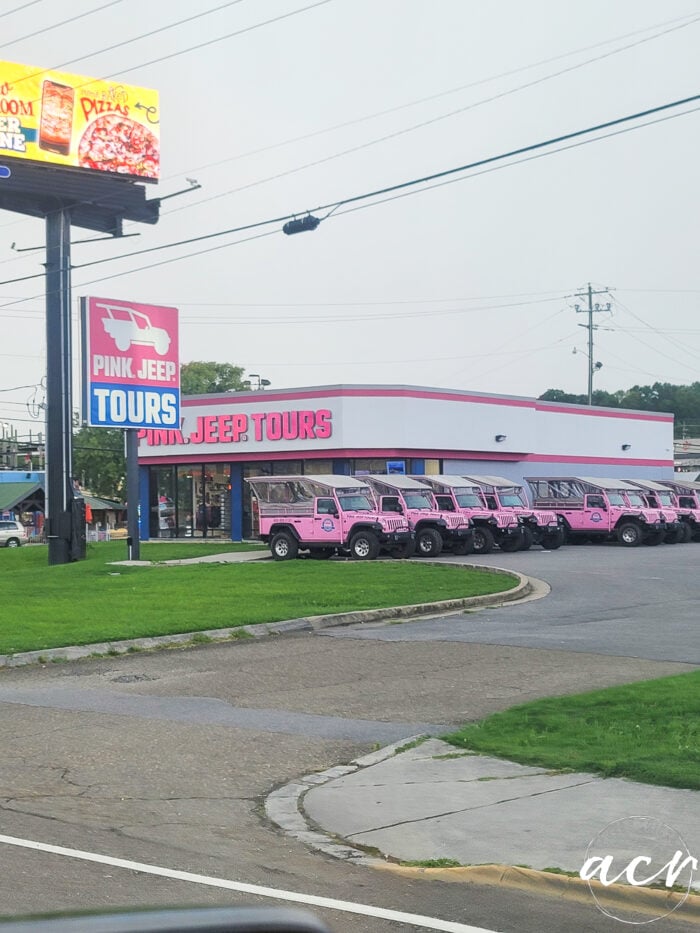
[78,112,159,179]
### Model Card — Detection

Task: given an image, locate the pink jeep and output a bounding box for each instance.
[624,479,685,543]
[461,475,564,550]
[246,475,412,561]
[364,475,473,557]
[657,479,700,542]
[412,475,523,554]
[525,476,668,546]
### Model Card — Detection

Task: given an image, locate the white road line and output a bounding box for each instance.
[0,833,498,933]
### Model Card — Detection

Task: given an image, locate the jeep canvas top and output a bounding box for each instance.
[460,475,563,550]
[525,476,668,547]
[363,475,473,557]
[410,475,524,553]
[245,475,412,561]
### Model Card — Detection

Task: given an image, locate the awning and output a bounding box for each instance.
[0,481,43,512]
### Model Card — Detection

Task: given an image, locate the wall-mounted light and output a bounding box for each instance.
[494,434,507,443]
[621,444,631,451]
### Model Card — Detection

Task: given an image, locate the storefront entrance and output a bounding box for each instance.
[149,464,232,539]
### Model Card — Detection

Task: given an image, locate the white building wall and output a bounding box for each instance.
[137,385,674,475]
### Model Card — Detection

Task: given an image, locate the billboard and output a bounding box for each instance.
[0,61,159,180]
[82,297,179,429]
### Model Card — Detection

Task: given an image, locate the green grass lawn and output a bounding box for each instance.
[0,543,515,655]
[444,672,700,790]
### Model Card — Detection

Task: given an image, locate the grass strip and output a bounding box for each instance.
[444,672,700,790]
[0,543,514,655]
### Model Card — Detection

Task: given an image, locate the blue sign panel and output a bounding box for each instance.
[89,383,179,429]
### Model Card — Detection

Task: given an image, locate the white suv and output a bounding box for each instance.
[0,519,27,547]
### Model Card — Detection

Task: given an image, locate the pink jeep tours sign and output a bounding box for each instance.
[82,296,180,429]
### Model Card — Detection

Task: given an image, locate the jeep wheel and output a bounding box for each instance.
[451,538,473,556]
[415,527,443,558]
[390,540,416,559]
[680,522,694,543]
[270,531,298,561]
[518,526,534,551]
[616,522,642,547]
[349,530,379,560]
[498,532,523,553]
[643,531,664,546]
[472,526,495,554]
[541,528,565,550]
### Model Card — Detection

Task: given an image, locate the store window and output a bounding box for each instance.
[150,464,232,538]
[199,464,231,538]
[150,466,176,538]
[352,458,391,475]
[303,459,334,475]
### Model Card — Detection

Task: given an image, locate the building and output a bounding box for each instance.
[0,471,125,540]
[136,384,674,541]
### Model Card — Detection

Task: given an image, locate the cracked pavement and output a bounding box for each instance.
[0,545,698,932]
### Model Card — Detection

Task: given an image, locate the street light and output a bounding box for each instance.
[248,374,271,390]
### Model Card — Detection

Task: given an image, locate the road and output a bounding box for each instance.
[0,543,697,932]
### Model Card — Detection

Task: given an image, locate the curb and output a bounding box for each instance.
[265,742,700,922]
[374,863,700,920]
[0,564,539,669]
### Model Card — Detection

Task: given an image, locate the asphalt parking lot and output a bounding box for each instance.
[0,543,697,933]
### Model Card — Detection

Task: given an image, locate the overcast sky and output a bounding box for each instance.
[0,0,699,440]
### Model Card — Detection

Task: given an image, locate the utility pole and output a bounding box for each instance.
[575,284,612,405]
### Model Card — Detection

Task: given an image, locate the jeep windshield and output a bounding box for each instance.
[455,492,484,508]
[403,492,434,509]
[607,493,626,506]
[656,491,675,507]
[624,493,647,508]
[498,493,526,507]
[337,494,373,511]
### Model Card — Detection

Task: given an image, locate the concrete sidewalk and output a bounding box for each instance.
[267,737,700,923]
[113,547,270,566]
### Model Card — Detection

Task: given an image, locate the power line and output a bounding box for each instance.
[166,13,700,214]
[0,0,46,19]
[169,10,700,179]
[7,1,248,92]
[0,93,698,306]
[0,0,123,50]
[102,0,334,80]
[329,103,700,221]
[612,294,700,363]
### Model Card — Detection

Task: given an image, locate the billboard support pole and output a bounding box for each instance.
[45,208,74,566]
[125,429,140,561]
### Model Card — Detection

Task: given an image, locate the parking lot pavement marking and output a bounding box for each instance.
[0,832,497,933]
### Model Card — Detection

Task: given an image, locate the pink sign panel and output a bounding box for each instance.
[83,296,180,428]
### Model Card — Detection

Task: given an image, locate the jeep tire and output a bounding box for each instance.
[472,526,495,554]
[349,530,380,560]
[270,531,298,561]
[415,527,443,558]
[541,528,565,550]
[616,521,642,547]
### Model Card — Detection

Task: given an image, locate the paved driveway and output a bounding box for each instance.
[322,544,700,664]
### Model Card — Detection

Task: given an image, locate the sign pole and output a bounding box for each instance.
[125,428,140,561]
[45,208,74,566]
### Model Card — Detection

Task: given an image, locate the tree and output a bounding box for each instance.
[72,426,126,500]
[181,361,249,395]
[540,381,700,436]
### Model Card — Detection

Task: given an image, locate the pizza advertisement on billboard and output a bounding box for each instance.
[82,297,179,430]
[0,60,159,180]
